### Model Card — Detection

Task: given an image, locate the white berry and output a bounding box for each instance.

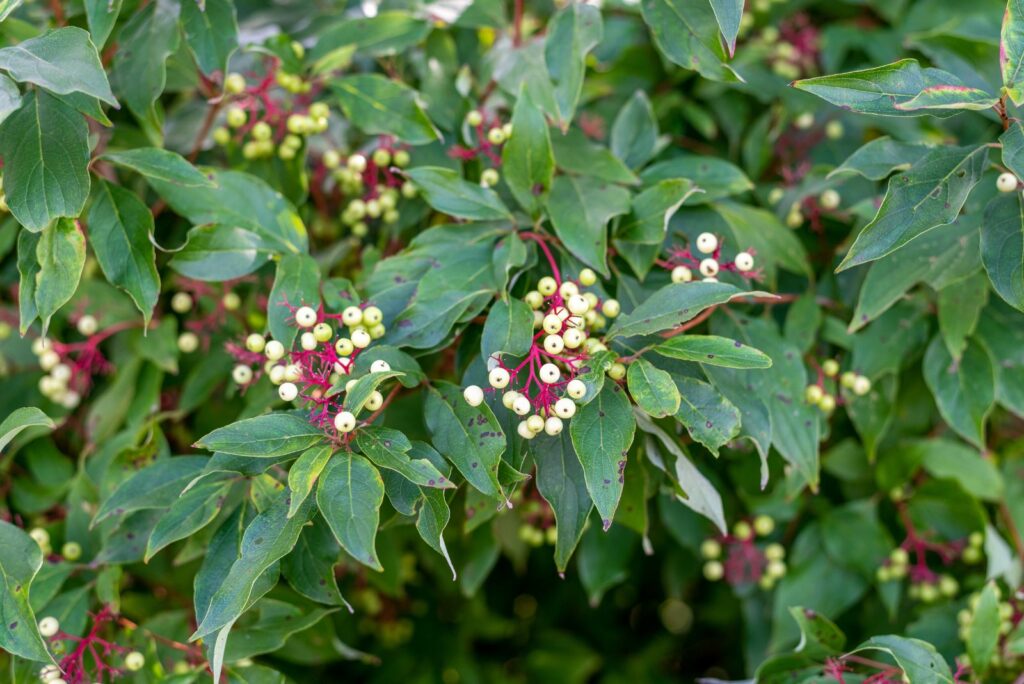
[544,416,563,435]
[537,277,557,296]
[351,329,371,348]
[245,333,266,353]
[517,421,536,440]
[566,379,586,399]
[997,172,1018,193]
[342,306,363,326]
[488,367,510,389]
[38,617,59,638]
[370,360,391,373]
[313,322,333,342]
[526,415,545,433]
[819,189,841,210]
[502,391,519,409]
[269,365,286,385]
[554,397,577,419]
[335,338,354,356]
[334,411,357,433]
[734,252,754,272]
[512,395,532,416]
[672,266,693,283]
[366,391,384,411]
[539,363,560,384]
[300,332,318,350]
[76,315,98,336]
[696,232,718,254]
[278,382,298,402]
[562,328,584,349]
[543,334,565,355]
[295,306,318,328]
[699,258,719,277]
[231,365,253,384]
[464,385,484,406]
[264,340,285,361]
[567,294,589,315]
[283,364,302,382]
[601,299,620,318]
[124,651,145,672]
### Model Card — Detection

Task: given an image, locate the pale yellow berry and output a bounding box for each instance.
[489,367,511,389]
[464,385,484,406]
[537,277,557,296]
[246,333,266,353]
[295,306,318,328]
[334,411,357,433]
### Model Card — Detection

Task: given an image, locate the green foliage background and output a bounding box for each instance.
[0,0,1023,682]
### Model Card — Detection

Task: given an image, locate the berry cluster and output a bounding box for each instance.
[463,262,622,440]
[323,139,414,238]
[661,232,757,284]
[170,280,253,354]
[31,314,140,409]
[956,586,1022,673]
[700,515,788,591]
[513,487,558,547]
[36,609,145,684]
[227,302,393,441]
[27,526,81,562]
[212,54,328,161]
[876,502,983,604]
[742,11,820,81]
[449,109,513,187]
[804,357,871,414]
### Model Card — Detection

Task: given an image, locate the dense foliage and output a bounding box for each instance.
[1,0,1023,681]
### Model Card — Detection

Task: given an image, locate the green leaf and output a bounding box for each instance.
[34,218,86,333]
[531,432,593,572]
[672,376,740,456]
[837,144,988,271]
[708,0,743,56]
[332,74,438,145]
[149,169,308,255]
[967,582,1001,675]
[569,383,636,530]
[642,156,753,203]
[1002,0,1024,105]
[787,606,846,659]
[975,301,1024,418]
[981,192,1024,311]
[828,136,931,181]
[181,0,239,77]
[0,0,22,22]
[851,217,980,331]
[282,518,349,607]
[0,520,51,662]
[356,425,454,489]
[84,0,122,48]
[145,476,233,561]
[606,281,746,339]
[626,358,680,418]
[545,3,602,128]
[286,445,334,518]
[501,91,554,216]
[334,370,403,414]
[0,407,55,453]
[195,413,326,458]
[1000,120,1024,181]
[424,382,506,500]
[310,12,431,61]
[404,166,512,221]
[550,128,639,185]
[614,179,699,277]
[268,254,320,349]
[639,0,740,82]
[93,457,209,524]
[922,336,994,449]
[111,0,179,134]
[611,91,658,170]
[223,600,335,663]
[937,271,988,360]
[850,635,952,683]
[102,147,215,188]
[88,181,161,325]
[481,298,534,360]
[894,85,998,111]
[638,413,726,533]
[913,439,1004,502]
[317,454,385,571]
[0,91,90,231]
[191,491,314,641]
[547,175,631,275]
[169,225,270,281]
[0,27,116,105]
[0,73,19,125]
[654,334,772,369]
[793,59,979,117]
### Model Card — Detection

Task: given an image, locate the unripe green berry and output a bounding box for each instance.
[226,106,247,128]
[224,72,246,94]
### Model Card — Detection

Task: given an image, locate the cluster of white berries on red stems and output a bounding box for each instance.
[463,265,621,440]
[31,311,124,409]
[664,232,757,284]
[228,301,392,440]
[805,357,870,413]
[449,109,512,187]
[327,140,415,238]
